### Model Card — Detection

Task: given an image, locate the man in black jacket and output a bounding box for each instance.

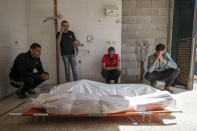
[9,43,49,98]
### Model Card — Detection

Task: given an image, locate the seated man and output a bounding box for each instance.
[145,43,180,93]
[9,43,49,98]
[101,47,121,84]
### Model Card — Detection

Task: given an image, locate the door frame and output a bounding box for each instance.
[188,0,197,90]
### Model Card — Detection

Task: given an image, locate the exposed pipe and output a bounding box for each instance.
[188,0,197,90]
[54,0,60,84]
[167,0,174,55]
[43,15,63,23]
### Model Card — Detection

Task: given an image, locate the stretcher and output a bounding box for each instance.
[8,80,182,124]
[9,108,182,124]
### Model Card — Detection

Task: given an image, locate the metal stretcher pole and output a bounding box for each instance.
[8,110,183,117]
[0,101,26,117]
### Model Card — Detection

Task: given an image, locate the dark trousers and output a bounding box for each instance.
[101,70,121,83]
[145,68,180,87]
[11,73,44,94]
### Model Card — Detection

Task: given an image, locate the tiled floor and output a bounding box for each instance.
[0,80,196,131]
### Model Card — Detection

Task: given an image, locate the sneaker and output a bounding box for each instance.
[27,89,36,95]
[106,80,110,84]
[114,80,118,84]
[164,86,175,94]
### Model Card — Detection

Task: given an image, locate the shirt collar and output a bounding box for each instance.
[107,54,114,60]
[27,50,37,60]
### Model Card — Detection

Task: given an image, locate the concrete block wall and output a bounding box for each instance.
[121,0,170,83]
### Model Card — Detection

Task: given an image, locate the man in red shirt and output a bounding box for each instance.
[101,47,121,84]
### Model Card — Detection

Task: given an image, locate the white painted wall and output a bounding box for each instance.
[26,0,122,83]
[58,0,122,83]
[26,0,57,84]
[0,0,121,99]
[0,0,28,99]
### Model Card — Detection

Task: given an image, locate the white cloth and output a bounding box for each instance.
[31,79,176,115]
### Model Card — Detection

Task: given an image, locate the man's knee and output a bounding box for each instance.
[101,70,108,78]
[10,80,24,88]
[27,77,45,89]
[114,69,121,75]
[145,72,156,82]
[171,68,180,77]
[175,68,180,74]
[22,75,41,86]
[23,77,34,86]
[144,72,151,81]
[113,70,121,79]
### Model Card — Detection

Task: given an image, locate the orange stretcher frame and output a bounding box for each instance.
[9,108,182,117]
[8,108,183,124]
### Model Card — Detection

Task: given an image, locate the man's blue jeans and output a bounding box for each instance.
[62,55,78,82]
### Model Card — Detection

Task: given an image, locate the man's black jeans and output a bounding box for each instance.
[10,73,45,94]
[145,68,180,87]
[101,69,121,83]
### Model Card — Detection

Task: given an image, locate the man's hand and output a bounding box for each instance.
[154,52,163,65]
[60,25,64,33]
[41,73,49,80]
[156,52,163,60]
[154,54,160,65]
[155,52,168,65]
[160,55,168,64]
[56,26,64,46]
[74,41,79,56]
[115,66,120,71]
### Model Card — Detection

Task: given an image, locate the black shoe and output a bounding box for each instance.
[27,89,36,95]
[106,79,110,84]
[114,80,118,84]
[16,91,28,99]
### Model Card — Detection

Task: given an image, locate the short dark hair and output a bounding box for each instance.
[30,43,41,49]
[155,43,165,51]
[108,47,115,52]
[61,20,69,25]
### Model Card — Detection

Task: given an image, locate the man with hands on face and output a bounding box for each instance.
[145,43,180,94]
[56,20,79,82]
[101,47,121,84]
[9,43,49,99]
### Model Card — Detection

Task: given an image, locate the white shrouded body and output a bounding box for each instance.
[32,80,176,115]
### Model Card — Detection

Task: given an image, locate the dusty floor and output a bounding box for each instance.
[0,80,197,131]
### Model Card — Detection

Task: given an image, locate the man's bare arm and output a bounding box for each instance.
[115,62,120,71]
[74,41,79,55]
[56,26,64,45]
[153,55,160,65]
[56,31,63,45]
[102,63,116,71]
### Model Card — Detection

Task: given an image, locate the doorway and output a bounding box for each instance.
[171,0,197,90]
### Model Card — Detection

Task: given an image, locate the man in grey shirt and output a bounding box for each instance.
[56,20,78,82]
[145,43,180,93]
